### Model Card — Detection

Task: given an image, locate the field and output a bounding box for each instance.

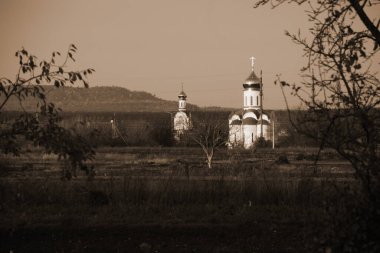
[0,146,356,252]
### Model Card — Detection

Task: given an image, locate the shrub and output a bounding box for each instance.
[276,154,289,164]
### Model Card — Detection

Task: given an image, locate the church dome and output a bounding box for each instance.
[242,117,258,125]
[178,90,187,98]
[243,70,261,89]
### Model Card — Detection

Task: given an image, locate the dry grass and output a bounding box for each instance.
[0,147,360,252]
[0,169,342,229]
[0,146,353,228]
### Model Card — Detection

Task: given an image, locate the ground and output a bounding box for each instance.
[0,147,353,252]
[1,222,309,253]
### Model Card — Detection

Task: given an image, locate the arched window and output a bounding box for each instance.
[250,96,253,106]
[257,96,259,106]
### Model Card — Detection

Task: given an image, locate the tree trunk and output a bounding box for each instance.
[206,153,213,169]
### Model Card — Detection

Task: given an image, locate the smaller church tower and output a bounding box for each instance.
[173,86,191,141]
[178,89,187,112]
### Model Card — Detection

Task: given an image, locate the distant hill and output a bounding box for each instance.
[3,86,201,112]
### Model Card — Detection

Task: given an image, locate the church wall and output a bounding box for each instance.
[257,124,270,140]
[229,124,243,147]
[178,100,186,111]
[243,124,257,149]
[174,112,190,132]
[243,89,260,109]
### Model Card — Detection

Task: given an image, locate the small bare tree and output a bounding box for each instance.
[190,114,228,169]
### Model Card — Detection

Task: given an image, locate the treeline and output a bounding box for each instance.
[65,111,231,147]
[1,110,319,148]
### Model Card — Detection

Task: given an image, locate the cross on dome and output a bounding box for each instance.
[249,56,256,70]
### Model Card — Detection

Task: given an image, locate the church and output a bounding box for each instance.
[173,87,191,141]
[228,58,271,149]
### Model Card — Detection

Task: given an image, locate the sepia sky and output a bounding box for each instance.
[0,0,379,109]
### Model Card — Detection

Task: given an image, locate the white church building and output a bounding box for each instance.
[173,88,191,141]
[228,58,271,149]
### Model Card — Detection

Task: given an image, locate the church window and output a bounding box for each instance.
[250,96,253,105]
[257,96,259,106]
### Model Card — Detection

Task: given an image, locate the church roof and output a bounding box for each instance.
[175,111,190,117]
[257,119,270,125]
[242,117,258,125]
[228,110,243,119]
[231,119,242,125]
[257,111,271,119]
[229,109,264,119]
[243,70,261,89]
[244,109,260,118]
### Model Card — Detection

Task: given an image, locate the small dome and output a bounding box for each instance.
[231,119,242,125]
[178,90,187,98]
[243,70,261,89]
[242,117,258,125]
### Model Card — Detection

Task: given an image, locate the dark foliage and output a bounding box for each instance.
[255,0,380,251]
[0,45,96,177]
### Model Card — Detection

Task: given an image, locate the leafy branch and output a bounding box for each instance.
[0,45,96,179]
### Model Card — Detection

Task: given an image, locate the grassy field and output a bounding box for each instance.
[0,147,357,252]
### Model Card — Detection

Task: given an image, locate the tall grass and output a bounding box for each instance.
[0,171,343,229]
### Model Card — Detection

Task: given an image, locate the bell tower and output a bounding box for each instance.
[243,57,262,110]
[178,84,187,112]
